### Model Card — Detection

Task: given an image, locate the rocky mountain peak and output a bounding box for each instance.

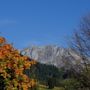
[22,45,80,68]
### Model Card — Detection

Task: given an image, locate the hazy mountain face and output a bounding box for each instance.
[22,45,81,68]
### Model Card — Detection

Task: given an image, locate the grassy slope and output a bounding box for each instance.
[38,85,64,90]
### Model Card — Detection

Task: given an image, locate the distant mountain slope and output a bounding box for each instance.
[22,45,80,68]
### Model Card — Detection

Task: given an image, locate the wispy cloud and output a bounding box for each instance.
[22,41,42,48]
[0,19,16,27]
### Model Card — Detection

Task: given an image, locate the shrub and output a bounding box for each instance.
[47,77,55,89]
[61,78,80,90]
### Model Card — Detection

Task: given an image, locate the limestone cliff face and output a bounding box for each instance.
[22,45,80,68]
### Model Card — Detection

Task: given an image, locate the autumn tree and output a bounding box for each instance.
[0,36,36,90]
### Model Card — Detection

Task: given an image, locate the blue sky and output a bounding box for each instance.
[0,0,90,49]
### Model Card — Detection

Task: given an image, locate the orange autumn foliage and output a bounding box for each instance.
[0,36,36,90]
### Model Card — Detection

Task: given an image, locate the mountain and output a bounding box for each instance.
[22,45,80,68]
